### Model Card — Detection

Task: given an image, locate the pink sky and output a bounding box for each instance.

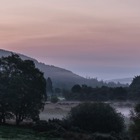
[1,0,140,80]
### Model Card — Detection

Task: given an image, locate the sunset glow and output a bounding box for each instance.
[1,0,140,79]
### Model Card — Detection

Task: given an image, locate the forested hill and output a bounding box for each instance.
[0,49,128,89]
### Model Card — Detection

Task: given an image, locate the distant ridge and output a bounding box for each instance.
[0,49,128,89]
[107,78,133,85]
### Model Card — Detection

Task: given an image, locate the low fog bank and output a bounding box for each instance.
[40,101,135,121]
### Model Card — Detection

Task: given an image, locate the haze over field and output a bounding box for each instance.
[0,0,140,80]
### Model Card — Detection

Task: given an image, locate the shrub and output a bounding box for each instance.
[33,120,48,132]
[33,119,66,136]
[51,96,59,103]
[65,103,125,133]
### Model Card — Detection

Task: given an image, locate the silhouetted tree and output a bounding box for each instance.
[71,84,82,93]
[111,87,128,101]
[54,88,62,96]
[0,54,46,125]
[66,84,128,101]
[47,77,53,96]
[129,76,140,100]
[51,96,59,103]
[0,73,13,123]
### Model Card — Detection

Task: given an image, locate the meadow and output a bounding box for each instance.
[0,101,134,140]
[40,101,134,120]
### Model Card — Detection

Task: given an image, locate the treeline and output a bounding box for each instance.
[83,78,128,88]
[63,76,140,101]
[46,78,129,101]
[51,77,128,91]
[63,85,128,101]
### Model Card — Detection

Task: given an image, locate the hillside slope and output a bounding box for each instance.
[0,49,128,89]
[0,49,88,88]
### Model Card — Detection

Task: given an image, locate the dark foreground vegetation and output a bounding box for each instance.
[0,54,140,139]
[1,101,140,140]
[0,125,60,140]
[0,103,129,140]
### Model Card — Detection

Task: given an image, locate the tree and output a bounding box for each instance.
[111,87,128,101]
[0,54,46,125]
[47,77,53,96]
[55,88,61,96]
[71,84,82,93]
[0,59,15,124]
[129,76,140,100]
[51,96,59,103]
[130,103,140,139]
[66,103,125,133]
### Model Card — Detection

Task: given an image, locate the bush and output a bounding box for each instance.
[33,120,48,132]
[33,119,66,137]
[65,103,125,133]
[51,96,59,103]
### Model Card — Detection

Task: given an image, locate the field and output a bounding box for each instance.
[0,101,134,139]
[40,102,78,120]
[40,101,134,120]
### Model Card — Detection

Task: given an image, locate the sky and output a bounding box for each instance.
[0,0,140,80]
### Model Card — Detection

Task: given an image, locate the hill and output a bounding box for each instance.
[0,49,88,88]
[0,49,127,89]
[107,78,133,85]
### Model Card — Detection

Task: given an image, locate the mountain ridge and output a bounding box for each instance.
[0,49,128,89]
[0,49,88,88]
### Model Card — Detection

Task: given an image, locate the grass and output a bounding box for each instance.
[0,125,63,140]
